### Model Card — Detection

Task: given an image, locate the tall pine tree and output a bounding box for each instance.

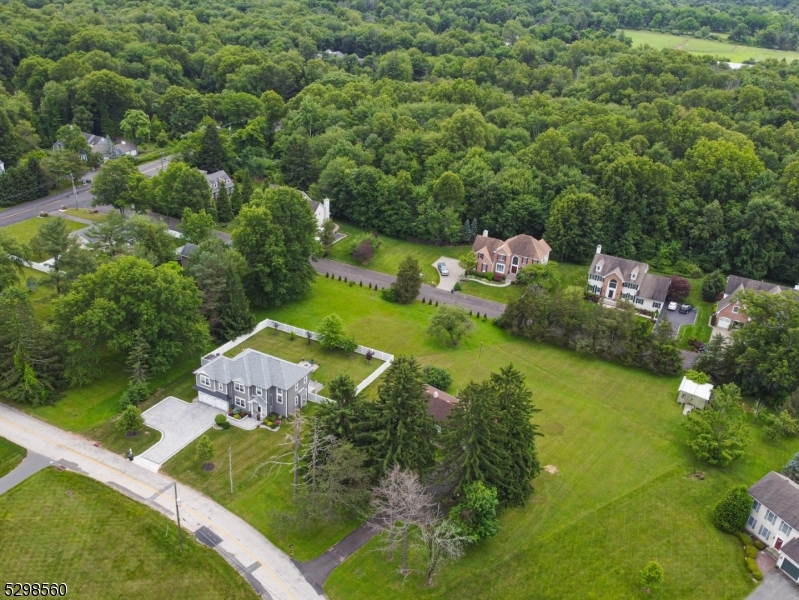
[491,365,541,507]
[440,380,506,494]
[318,374,360,442]
[219,263,255,341]
[368,355,437,477]
[216,184,233,223]
[196,123,226,173]
[0,288,63,406]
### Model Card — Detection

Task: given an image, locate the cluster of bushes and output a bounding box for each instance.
[264,413,283,428]
[468,270,498,281]
[214,414,230,430]
[740,534,764,581]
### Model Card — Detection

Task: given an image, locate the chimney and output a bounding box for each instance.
[596,244,602,255]
[482,229,488,237]
[795,283,799,291]
[433,391,439,398]
[324,197,330,219]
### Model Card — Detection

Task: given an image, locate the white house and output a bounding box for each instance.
[747,471,799,583]
[0,160,5,174]
[677,376,713,410]
[300,191,330,230]
[587,246,670,314]
[200,169,234,199]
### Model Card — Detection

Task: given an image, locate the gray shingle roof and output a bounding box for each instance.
[195,349,312,391]
[637,273,671,303]
[749,471,799,530]
[719,276,788,311]
[782,538,799,563]
[590,253,647,281]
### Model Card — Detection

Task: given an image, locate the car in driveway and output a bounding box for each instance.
[679,303,693,313]
[668,301,678,311]
[437,262,449,276]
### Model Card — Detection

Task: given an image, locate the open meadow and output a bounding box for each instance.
[622,29,799,63]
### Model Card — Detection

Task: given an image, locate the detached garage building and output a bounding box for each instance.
[747,471,799,584]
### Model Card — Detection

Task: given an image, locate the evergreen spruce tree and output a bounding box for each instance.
[440,380,506,493]
[0,289,63,406]
[30,217,71,294]
[317,374,359,442]
[784,451,799,484]
[369,355,437,477]
[216,184,233,223]
[219,264,255,341]
[392,255,422,304]
[490,364,541,507]
[126,331,150,384]
[229,184,243,216]
[196,123,226,173]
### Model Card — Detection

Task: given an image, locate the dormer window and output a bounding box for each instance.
[595,265,602,272]
[631,272,637,280]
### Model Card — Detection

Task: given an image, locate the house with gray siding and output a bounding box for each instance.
[587,246,670,314]
[194,349,312,419]
[747,471,799,583]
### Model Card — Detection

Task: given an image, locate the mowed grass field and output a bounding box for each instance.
[0,468,257,599]
[162,405,361,562]
[0,436,26,478]
[1,216,85,248]
[225,328,381,388]
[239,276,793,600]
[623,29,799,63]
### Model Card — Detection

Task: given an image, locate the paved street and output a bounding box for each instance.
[314,258,507,318]
[0,156,172,228]
[0,403,323,600]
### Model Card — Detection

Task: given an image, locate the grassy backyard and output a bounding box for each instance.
[0,468,257,599]
[239,275,794,600]
[63,207,107,223]
[0,436,26,478]
[162,406,361,562]
[326,222,471,285]
[622,29,799,63]
[225,328,382,389]
[1,216,85,248]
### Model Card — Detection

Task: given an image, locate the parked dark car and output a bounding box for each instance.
[679,304,692,314]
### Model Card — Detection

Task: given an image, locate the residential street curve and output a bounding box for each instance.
[0,403,323,600]
[313,258,507,318]
[0,156,173,228]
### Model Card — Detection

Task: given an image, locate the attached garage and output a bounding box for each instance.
[198,391,228,412]
[780,539,799,583]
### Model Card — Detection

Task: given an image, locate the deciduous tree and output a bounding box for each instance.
[427,305,475,346]
[713,485,752,533]
[683,384,749,466]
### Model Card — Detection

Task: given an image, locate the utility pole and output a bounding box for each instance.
[479,341,483,359]
[70,173,78,210]
[173,483,183,552]
[159,150,165,172]
[229,446,234,495]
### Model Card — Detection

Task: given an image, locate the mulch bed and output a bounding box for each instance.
[202,463,216,471]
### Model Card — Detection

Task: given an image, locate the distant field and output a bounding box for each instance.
[621,29,799,63]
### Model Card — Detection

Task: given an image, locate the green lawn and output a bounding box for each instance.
[226,328,382,389]
[0,436,26,478]
[235,276,792,600]
[162,405,360,562]
[326,222,471,286]
[16,266,58,320]
[622,29,799,63]
[63,208,107,223]
[0,468,256,599]
[1,216,85,248]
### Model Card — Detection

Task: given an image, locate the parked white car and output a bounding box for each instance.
[667,301,678,311]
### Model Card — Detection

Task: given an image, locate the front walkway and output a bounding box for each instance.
[0,402,323,600]
[138,397,220,468]
[299,522,377,589]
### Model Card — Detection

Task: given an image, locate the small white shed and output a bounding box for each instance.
[677,376,714,410]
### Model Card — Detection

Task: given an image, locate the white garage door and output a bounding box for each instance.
[198,392,228,411]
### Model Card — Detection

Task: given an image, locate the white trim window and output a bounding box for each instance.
[780,521,793,536]
[200,375,211,388]
[595,265,602,272]
[295,383,298,391]
[759,525,771,541]
[304,376,308,384]
[766,510,777,525]
[255,387,263,397]
[295,396,298,407]
[234,382,246,393]
[217,381,225,392]
[235,398,246,408]
[747,516,757,529]
[495,263,505,273]
[752,499,761,513]
[631,272,637,280]
[652,302,662,309]
[733,306,739,314]
[276,389,283,404]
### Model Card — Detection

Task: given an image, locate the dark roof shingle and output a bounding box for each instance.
[749,471,799,530]
[424,385,459,421]
[782,538,799,563]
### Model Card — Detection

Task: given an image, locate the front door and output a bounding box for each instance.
[776,538,784,550]
[607,280,617,299]
[510,256,519,274]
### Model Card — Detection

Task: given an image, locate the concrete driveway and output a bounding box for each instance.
[138,397,220,468]
[747,569,799,600]
[433,256,464,291]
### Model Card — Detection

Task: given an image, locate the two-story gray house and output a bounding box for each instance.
[747,471,799,583]
[194,349,312,419]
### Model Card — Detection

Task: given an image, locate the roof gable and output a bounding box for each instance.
[749,471,799,530]
[195,349,312,391]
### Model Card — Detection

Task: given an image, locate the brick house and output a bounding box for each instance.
[747,471,799,583]
[715,275,796,330]
[471,230,551,278]
[587,246,670,313]
[193,349,312,419]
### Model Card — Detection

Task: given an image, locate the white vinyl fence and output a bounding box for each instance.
[210,318,394,403]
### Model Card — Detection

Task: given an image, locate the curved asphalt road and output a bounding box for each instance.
[0,403,323,600]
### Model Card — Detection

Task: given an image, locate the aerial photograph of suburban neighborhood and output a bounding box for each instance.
[2,0,799,598]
